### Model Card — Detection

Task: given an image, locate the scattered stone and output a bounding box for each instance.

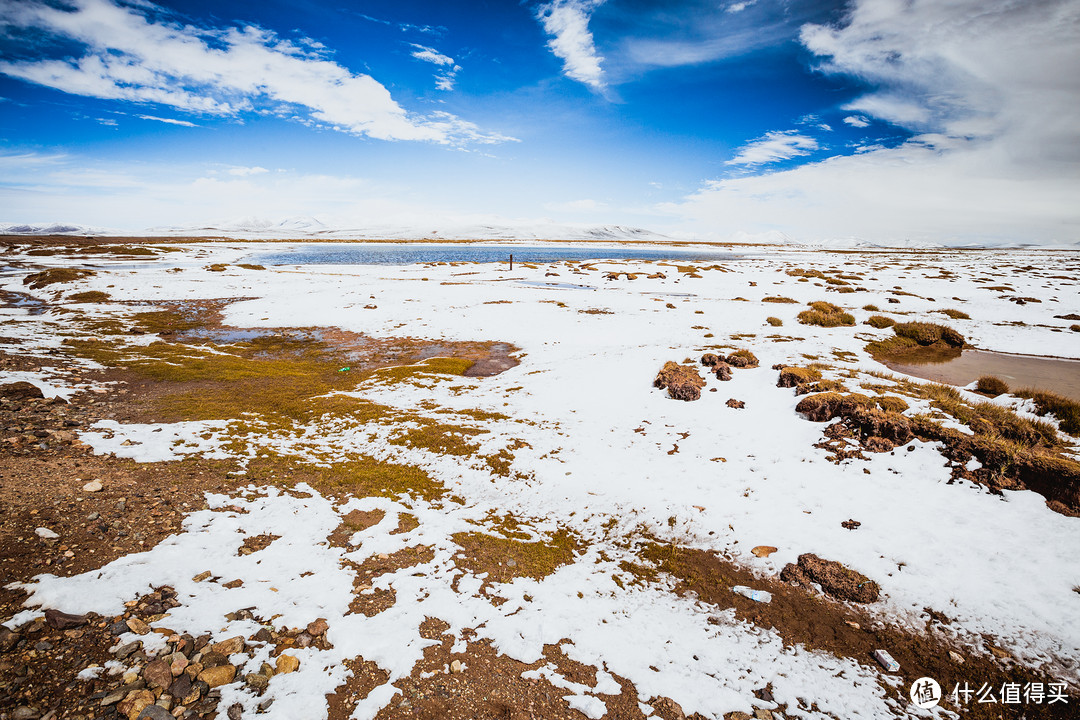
[227,703,244,720]
[100,688,127,706]
[191,571,212,583]
[841,519,861,531]
[726,398,745,409]
[245,673,270,691]
[949,650,965,664]
[653,697,687,720]
[296,632,312,648]
[210,636,244,656]
[126,617,150,635]
[34,527,59,540]
[989,646,1011,660]
[306,618,328,637]
[0,382,44,400]
[82,479,104,492]
[450,659,464,674]
[11,707,39,720]
[780,553,880,603]
[43,608,88,630]
[114,641,142,659]
[168,652,188,676]
[118,689,154,720]
[654,361,706,402]
[275,654,300,674]
[713,362,732,381]
[0,627,21,652]
[845,621,861,630]
[137,705,172,720]
[197,664,237,688]
[168,674,193,701]
[753,709,773,720]
[750,546,777,558]
[143,659,173,689]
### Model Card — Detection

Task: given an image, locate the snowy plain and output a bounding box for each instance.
[3,241,1079,720]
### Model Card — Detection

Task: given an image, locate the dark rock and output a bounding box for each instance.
[841,519,862,530]
[33,640,52,652]
[725,399,745,409]
[44,608,89,630]
[700,353,720,368]
[169,674,192,700]
[780,553,880,603]
[0,628,21,652]
[251,627,272,643]
[227,703,244,720]
[114,641,141,659]
[725,350,759,368]
[651,697,686,720]
[110,620,131,635]
[200,650,228,668]
[714,362,732,381]
[0,382,44,401]
[143,658,173,689]
[137,705,172,720]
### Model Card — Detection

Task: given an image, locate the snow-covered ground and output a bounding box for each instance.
[3,242,1079,719]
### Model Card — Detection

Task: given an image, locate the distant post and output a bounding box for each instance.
[510,253,513,271]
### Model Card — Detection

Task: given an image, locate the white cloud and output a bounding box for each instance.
[137,114,197,127]
[726,1,756,13]
[725,131,819,166]
[0,0,511,145]
[843,115,870,128]
[668,0,1080,245]
[227,166,269,176]
[409,44,460,91]
[536,0,607,90]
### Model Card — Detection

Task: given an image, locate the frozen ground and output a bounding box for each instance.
[3,241,1079,719]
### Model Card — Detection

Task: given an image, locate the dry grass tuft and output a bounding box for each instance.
[975,375,1009,397]
[797,301,855,327]
[865,315,895,329]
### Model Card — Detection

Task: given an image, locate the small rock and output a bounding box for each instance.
[450,659,464,674]
[86,511,100,521]
[725,398,746,409]
[506,558,518,567]
[750,546,777,558]
[197,664,237,688]
[169,652,188,676]
[0,382,44,400]
[754,709,773,720]
[82,479,103,493]
[306,618,328,637]
[989,646,1010,660]
[275,654,300,674]
[143,658,173,688]
[725,714,751,720]
[137,706,172,720]
[118,689,154,720]
[227,704,243,720]
[841,519,861,530]
[245,673,270,691]
[35,527,59,540]
[949,650,965,664]
[296,632,312,648]
[12,707,39,720]
[114,640,142,659]
[210,636,244,656]
[34,640,52,652]
[100,688,127,706]
[191,571,212,583]
[126,617,150,635]
[0,628,21,652]
[44,608,89,630]
[845,621,861,630]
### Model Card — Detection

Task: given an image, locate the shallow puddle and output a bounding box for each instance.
[886,349,1080,401]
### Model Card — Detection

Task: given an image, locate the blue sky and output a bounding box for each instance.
[0,0,1078,244]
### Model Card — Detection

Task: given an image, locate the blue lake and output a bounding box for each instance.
[248,243,744,266]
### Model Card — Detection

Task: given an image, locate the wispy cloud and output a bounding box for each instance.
[0,0,511,145]
[669,0,1080,244]
[843,115,870,128]
[536,0,607,90]
[725,131,819,166]
[227,166,269,177]
[409,44,460,91]
[137,114,198,127]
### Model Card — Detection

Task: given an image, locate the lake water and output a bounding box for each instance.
[248,243,743,266]
[886,349,1080,401]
